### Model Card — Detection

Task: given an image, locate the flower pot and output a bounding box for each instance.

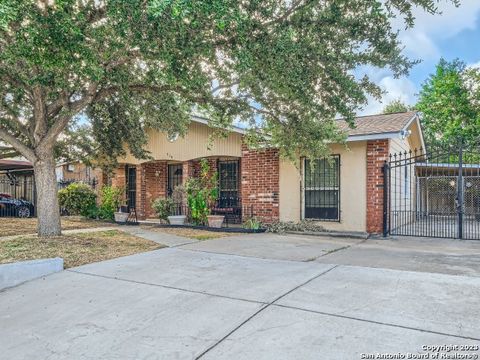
[207,215,225,228]
[168,215,187,226]
[114,211,129,223]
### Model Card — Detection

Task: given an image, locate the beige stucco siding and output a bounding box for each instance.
[279,159,302,222]
[121,122,243,163]
[279,141,368,232]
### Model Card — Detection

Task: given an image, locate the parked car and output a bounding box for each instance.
[0,193,34,218]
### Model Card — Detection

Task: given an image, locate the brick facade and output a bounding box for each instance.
[366,139,389,234]
[241,144,280,223]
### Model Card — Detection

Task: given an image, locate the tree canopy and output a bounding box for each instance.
[0,0,459,235]
[416,58,480,149]
[382,99,412,114]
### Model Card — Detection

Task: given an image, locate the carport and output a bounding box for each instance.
[0,159,35,216]
[386,145,480,240]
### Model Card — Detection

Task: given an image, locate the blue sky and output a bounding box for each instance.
[361,0,480,115]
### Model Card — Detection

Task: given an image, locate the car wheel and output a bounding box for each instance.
[17,206,31,218]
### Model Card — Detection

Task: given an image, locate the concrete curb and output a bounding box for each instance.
[0,258,64,291]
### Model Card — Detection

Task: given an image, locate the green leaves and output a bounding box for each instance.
[0,0,460,167]
[416,59,480,149]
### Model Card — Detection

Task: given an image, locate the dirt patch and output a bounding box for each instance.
[146,226,234,240]
[0,216,114,237]
[0,230,163,268]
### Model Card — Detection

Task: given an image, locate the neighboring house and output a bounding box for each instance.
[56,162,103,184]
[110,111,425,235]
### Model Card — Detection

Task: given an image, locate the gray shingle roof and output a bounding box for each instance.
[337,111,417,136]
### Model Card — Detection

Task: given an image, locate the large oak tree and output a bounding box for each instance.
[0,0,457,236]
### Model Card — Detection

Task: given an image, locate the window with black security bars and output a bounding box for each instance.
[304,156,340,221]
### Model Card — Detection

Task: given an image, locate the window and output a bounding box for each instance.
[304,156,340,221]
[218,160,239,207]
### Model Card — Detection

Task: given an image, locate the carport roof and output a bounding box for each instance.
[0,159,33,171]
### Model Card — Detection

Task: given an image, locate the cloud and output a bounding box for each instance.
[468,60,480,69]
[359,76,417,116]
[393,0,480,61]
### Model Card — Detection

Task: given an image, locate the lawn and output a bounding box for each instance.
[146,226,234,240]
[0,230,163,268]
[0,216,113,237]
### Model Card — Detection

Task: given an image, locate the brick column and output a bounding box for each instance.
[366,139,389,234]
[139,161,168,219]
[241,144,280,223]
[110,165,126,189]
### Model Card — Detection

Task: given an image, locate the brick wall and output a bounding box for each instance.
[366,139,389,234]
[241,144,280,223]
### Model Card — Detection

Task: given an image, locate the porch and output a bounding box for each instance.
[113,157,246,224]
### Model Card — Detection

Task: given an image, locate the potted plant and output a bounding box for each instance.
[185,159,224,228]
[152,197,179,225]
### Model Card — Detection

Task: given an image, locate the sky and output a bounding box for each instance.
[360,0,480,116]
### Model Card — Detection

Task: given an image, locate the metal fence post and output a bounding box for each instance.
[457,139,464,239]
[383,161,389,237]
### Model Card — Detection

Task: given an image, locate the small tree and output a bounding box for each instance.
[416,59,480,149]
[98,186,123,220]
[383,99,412,114]
[185,160,218,225]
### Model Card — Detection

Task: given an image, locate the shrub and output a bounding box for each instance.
[243,217,263,230]
[185,159,218,225]
[152,197,175,222]
[58,183,97,216]
[266,220,325,233]
[98,186,123,220]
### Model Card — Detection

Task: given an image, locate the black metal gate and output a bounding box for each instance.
[384,142,480,240]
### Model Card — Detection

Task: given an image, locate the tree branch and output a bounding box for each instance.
[32,86,47,144]
[0,127,35,161]
[262,0,306,26]
[40,84,98,151]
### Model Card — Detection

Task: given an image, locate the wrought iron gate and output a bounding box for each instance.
[384,142,480,240]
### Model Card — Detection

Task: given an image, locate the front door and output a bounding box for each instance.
[218,160,239,207]
[126,166,136,210]
[167,164,183,196]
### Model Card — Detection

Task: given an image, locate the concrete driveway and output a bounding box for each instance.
[1,232,480,360]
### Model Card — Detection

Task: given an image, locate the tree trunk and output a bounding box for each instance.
[34,153,61,236]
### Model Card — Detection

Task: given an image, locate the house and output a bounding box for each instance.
[56,161,103,187]
[109,111,425,235]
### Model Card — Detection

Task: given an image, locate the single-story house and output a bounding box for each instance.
[109,111,425,235]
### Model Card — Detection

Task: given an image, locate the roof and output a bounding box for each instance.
[337,111,417,137]
[191,111,424,147]
[0,159,33,171]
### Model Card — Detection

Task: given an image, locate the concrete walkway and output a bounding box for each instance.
[1,236,480,359]
[180,232,361,261]
[1,230,480,359]
[120,226,200,247]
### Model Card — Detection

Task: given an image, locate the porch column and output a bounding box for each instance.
[240,144,280,223]
[141,161,168,219]
[366,139,390,234]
